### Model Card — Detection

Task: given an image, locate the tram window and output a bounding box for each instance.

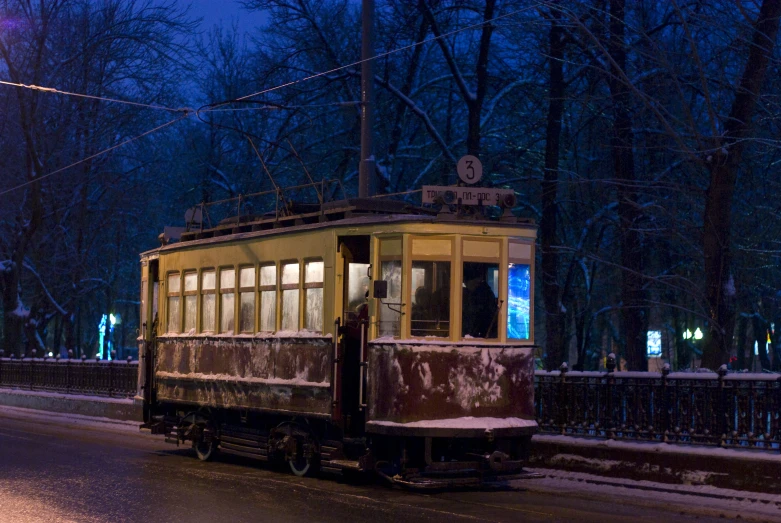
[259,264,277,332]
[239,266,255,333]
[183,271,198,334]
[220,268,236,333]
[462,262,499,338]
[507,263,531,340]
[281,262,299,331]
[304,260,324,332]
[410,261,450,338]
[347,263,370,314]
[201,270,216,332]
[166,272,180,333]
[378,260,401,337]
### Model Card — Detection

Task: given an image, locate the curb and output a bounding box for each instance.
[0,388,142,421]
[531,435,781,494]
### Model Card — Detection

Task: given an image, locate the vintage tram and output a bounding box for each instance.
[137,190,537,488]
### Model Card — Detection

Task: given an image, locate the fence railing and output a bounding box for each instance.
[534,357,781,451]
[3,353,781,451]
[0,356,138,398]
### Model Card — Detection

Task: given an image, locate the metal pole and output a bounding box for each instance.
[359,0,375,198]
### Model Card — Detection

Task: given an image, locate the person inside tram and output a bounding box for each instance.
[412,286,433,335]
[462,266,498,338]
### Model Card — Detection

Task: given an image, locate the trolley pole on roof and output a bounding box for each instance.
[359,0,375,198]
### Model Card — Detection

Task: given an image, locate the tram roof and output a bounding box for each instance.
[141,197,535,257]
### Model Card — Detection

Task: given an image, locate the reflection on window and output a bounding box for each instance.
[167,273,180,333]
[462,262,499,338]
[259,264,276,332]
[201,270,216,332]
[507,263,530,340]
[281,262,299,331]
[379,260,402,337]
[239,267,255,333]
[411,261,450,337]
[305,260,324,332]
[220,268,235,333]
[347,263,370,314]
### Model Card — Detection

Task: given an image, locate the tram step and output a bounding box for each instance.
[324,459,362,471]
[220,442,268,456]
[220,446,269,462]
[220,435,264,447]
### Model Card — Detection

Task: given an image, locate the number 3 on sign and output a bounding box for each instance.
[457,155,482,185]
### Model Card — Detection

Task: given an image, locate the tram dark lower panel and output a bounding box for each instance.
[371,434,539,489]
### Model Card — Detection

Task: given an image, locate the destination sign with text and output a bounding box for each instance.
[422,185,515,206]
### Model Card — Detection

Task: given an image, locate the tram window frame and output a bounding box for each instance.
[304,259,324,333]
[239,265,256,333]
[201,269,216,333]
[258,263,277,333]
[409,236,454,339]
[377,237,403,339]
[166,272,181,334]
[461,239,501,341]
[183,271,198,334]
[280,260,300,331]
[219,266,236,334]
[140,277,147,338]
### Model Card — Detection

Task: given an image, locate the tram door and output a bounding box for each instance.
[337,236,370,434]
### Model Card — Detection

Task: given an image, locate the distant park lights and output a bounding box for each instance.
[682,328,704,340]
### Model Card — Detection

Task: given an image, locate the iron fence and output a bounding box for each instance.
[534,357,781,451]
[0,357,138,398]
[2,353,781,451]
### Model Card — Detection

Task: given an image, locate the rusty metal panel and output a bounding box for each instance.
[366,342,535,423]
[155,336,332,416]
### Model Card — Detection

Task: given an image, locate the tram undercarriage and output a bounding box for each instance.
[143,408,539,489]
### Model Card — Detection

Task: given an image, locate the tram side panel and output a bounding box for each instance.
[153,336,333,417]
[366,341,536,429]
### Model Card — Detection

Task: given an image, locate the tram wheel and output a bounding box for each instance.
[288,450,311,476]
[194,430,216,461]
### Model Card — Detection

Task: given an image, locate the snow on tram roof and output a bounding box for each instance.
[143,203,535,256]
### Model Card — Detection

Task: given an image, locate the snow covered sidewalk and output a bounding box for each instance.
[531,433,781,495]
[520,468,781,522]
[0,387,141,421]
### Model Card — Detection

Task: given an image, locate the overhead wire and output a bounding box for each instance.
[0,80,190,113]
[202,3,541,112]
[0,113,190,197]
[0,3,540,197]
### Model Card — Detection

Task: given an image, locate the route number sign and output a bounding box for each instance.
[457,155,482,185]
[422,185,514,206]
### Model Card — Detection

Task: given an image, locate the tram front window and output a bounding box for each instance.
[462,262,499,338]
[410,261,450,337]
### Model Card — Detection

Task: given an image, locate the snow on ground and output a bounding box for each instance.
[0,404,142,436]
[535,434,781,463]
[0,388,134,404]
[521,468,781,521]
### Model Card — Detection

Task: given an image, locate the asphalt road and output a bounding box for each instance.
[0,407,768,523]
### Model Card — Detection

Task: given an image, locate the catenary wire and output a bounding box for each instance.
[0,79,190,113]
[0,113,190,197]
[0,4,540,197]
[202,3,541,111]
